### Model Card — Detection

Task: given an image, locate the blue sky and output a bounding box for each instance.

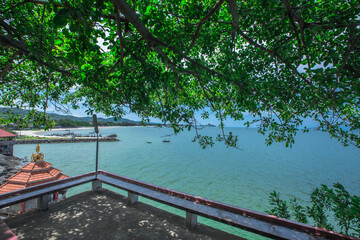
[64,106,319,128]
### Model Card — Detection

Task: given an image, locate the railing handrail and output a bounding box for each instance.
[0,172,96,208]
[97,170,356,240]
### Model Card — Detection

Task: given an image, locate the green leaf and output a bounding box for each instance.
[53,15,69,28]
[53,9,71,28]
[145,5,152,15]
[54,39,63,45]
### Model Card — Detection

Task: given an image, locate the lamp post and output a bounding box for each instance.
[93,114,99,177]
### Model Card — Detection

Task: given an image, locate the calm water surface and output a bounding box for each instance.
[14,127,360,239]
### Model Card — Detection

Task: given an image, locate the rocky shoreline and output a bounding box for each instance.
[0,154,28,185]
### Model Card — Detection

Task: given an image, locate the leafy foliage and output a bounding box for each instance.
[1,0,360,147]
[267,183,360,236]
[307,186,333,230]
[266,191,291,219]
[290,198,308,224]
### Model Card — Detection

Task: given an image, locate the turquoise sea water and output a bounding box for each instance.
[14,127,360,239]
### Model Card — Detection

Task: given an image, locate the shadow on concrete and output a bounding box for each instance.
[5,189,246,240]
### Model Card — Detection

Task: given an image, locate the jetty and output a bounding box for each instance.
[15,137,119,144]
[11,129,119,145]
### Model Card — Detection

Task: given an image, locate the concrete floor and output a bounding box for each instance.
[5,189,246,240]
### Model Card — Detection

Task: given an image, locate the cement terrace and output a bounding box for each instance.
[5,189,246,240]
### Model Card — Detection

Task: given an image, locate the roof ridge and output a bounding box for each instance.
[24,163,37,187]
[24,174,32,187]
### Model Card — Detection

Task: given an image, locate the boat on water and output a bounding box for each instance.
[146,141,152,144]
[162,139,170,143]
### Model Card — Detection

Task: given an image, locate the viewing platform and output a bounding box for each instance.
[5,189,243,239]
[0,171,356,240]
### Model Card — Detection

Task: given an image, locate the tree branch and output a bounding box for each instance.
[0,17,23,40]
[39,5,46,49]
[0,34,72,76]
[113,0,227,79]
[337,33,360,76]
[112,1,126,69]
[188,0,225,51]
[284,9,303,62]
[235,29,313,87]
[113,0,157,45]
[102,14,127,22]
[0,54,24,79]
[1,0,31,14]
[226,0,239,40]
[305,21,360,29]
[280,0,314,83]
[0,34,29,54]
[280,0,305,29]
[281,0,360,30]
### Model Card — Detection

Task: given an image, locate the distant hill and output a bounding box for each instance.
[0,107,137,124]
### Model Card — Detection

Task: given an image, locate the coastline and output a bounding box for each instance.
[15,138,119,144]
[14,126,121,138]
[14,126,120,144]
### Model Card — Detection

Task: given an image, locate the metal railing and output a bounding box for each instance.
[0,172,96,208]
[0,171,357,240]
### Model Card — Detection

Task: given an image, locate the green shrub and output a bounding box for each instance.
[267,183,359,237]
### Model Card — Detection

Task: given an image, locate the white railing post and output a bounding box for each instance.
[186,211,197,229]
[92,180,102,191]
[37,194,50,211]
[128,192,139,205]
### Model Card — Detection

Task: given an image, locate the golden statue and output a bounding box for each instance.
[31,144,44,162]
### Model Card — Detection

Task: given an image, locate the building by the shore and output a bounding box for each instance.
[0,129,16,156]
[0,144,68,216]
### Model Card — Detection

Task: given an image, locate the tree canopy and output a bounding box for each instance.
[1,0,359,148]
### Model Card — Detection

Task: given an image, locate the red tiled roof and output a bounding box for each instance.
[0,160,69,194]
[49,168,61,176]
[0,182,26,194]
[0,129,16,138]
[6,172,31,183]
[21,162,52,172]
[57,174,68,180]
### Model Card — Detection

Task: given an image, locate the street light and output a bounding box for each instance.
[93,114,99,176]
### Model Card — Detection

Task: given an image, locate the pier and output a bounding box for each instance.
[15,137,119,144]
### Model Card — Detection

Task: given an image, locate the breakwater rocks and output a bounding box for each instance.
[0,154,27,184]
[15,137,119,144]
